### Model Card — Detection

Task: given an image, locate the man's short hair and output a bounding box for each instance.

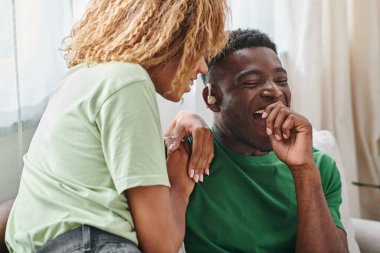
[203,29,277,83]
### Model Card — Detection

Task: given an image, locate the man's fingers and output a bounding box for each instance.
[272,107,292,141]
[281,116,296,139]
[264,102,283,136]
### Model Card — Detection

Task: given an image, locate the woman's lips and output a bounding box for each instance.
[185,79,196,93]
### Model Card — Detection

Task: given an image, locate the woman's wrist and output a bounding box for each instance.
[170,186,191,207]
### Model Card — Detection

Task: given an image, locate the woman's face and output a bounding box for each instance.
[152,57,208,102]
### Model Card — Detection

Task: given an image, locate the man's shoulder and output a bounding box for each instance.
[312,148,341,185]
[312,148,337,167]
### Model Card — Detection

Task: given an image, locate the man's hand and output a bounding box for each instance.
[164,110,214,182]
[263,102,348,253]
[263,102,314,169]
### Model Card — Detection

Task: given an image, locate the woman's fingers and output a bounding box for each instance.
[189,127,214,182]
[164,111,215,182]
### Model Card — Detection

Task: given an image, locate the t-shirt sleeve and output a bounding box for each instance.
[318,153,346,232]
[95,80,170,194]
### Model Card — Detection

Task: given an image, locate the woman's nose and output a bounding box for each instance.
[196,58,208,75]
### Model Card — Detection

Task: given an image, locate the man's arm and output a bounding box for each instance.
[264,102,348,253]
[0,198,14,252]
[126,142,194,253]
[291,165,348,253]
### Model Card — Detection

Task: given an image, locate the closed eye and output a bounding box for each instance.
[276,78,288,86]
[241,81,260,87]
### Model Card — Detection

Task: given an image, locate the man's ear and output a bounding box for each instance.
[202,84,221,112]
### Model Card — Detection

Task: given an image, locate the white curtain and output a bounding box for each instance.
[280,0,380,220]
[0,0,86,202]
[348,0,380,220]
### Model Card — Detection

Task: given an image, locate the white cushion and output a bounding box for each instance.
[313,129,361,253]
[351,218,380,253]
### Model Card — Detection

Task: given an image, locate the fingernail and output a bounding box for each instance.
[194,174,199,183]
[275,134,281,141]
[283,133,287,139]
[199,174,204,182]
[262,112,268,118]
[205,168,210,176]
[189,169,195,178]
[169,143,174,151]
[266,128,272,135]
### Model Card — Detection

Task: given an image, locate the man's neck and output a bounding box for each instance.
[213,125,269,156]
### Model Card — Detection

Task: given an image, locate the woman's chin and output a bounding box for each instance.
[161,92,183,103]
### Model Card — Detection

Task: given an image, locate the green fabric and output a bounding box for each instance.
[6,62,169,252]
[185,136,344,253]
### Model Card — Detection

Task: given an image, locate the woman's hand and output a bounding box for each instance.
[166,140,195,197]
[164,110,214,182]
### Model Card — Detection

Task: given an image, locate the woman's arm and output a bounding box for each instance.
[126,141,194,253]
[0,198,14,252]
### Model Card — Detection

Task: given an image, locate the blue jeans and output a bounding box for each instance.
[36,225,141,253]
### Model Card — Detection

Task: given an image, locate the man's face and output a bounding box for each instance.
[214,46,291,152]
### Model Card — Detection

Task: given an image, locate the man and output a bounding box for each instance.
[184,29,348,253]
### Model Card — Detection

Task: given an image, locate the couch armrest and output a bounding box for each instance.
[351,218,380,253]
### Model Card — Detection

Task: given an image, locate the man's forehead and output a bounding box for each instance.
[208,46,283,84]
[216,47,282,75]
[227,47,280,65]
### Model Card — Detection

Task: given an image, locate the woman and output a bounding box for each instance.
[5,0,228,252]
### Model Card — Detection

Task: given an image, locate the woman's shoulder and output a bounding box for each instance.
[67,61,154,97]
[92,62,151,84]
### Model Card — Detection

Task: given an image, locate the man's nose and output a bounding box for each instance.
[261,81,283,99]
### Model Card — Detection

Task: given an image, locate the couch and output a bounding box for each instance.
[312,130,380,253]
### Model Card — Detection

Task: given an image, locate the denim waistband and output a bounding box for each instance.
[36,225,140,253]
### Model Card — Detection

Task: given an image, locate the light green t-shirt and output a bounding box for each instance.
[6,62,170,252]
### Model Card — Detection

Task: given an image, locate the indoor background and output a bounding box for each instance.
[0,0,379,221]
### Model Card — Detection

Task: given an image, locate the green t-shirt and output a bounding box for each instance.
[6,62,169,252]
[185,136,344,253]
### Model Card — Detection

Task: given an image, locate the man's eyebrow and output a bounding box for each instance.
[236,67,287,83]
[274,67,287,74]
[236,70,262,83]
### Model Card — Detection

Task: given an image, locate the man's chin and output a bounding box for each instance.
[259,145,273,153]
[248,138,273,154]
[257,138,273,153]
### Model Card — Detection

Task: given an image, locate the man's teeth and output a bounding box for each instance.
[254,109,265,114]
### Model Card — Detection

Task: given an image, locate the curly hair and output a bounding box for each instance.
[203,29,277,83]
[62,0,229,94]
